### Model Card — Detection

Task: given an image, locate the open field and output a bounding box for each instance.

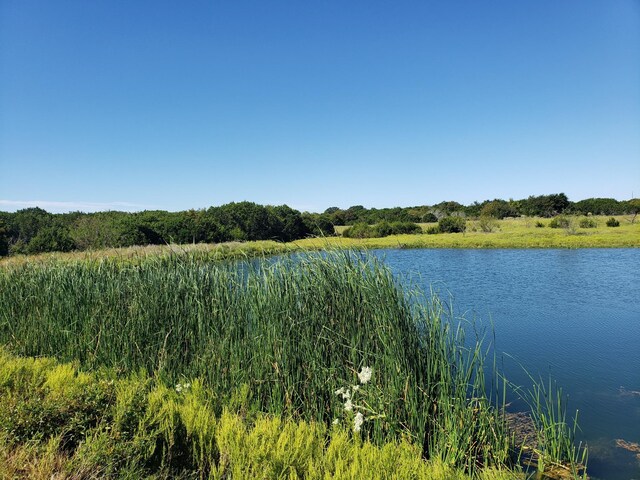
[0,251,586,478]
[327,215,640,249]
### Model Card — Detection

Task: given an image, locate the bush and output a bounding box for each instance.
[343,222,422,239]
[342,222,372,238]
[477,216,498,233]
[548,216,571,229]
[578,218,597,229]
[437,216,466,233]
[421,212,438,223]
[606,217,620,227]
[535,221,545,228]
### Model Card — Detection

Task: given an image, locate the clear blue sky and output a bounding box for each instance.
[1,1,639,213]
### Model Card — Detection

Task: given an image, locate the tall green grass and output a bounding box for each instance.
[0,250,583,475]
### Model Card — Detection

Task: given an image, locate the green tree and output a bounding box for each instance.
[626,199,640,223]
[438,216,466,233]
[27,224,75,253]
[0,219,8,256]
[480,199,517,219]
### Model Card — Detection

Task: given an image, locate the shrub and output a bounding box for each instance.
[606,217,620,227]
[342,222,372,238]
[548,216,571,229]
[535,221,545,228]
[438,216,466,233]
[477,216,498,233]
[578,218,597,229]
[421,212,438,223]
[343,222,422,239]
[426,226,439,235]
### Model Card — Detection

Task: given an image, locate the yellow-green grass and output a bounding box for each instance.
[328,215,639,249]
[0,348,522,480]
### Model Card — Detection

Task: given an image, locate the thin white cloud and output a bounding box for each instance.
[0,200,156,213]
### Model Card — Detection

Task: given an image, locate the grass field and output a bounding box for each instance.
[325,215,640,249]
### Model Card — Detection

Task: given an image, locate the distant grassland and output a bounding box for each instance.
[326,215,639,249]
[1,215,637,268]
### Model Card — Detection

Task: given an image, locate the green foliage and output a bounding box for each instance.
[606,217,620,227]
[438,216,466,233]
[1,203,312,256]
[301,213,335,237]
[422,212,438,223]
[548,216,571,229]
[26,224,76,254]
[520,194,570,218]
[0,348,525,479]
[342,221,422,238]
[477,216,499,233]
[0,219,8,256]
[479,200,517,219]
[578,218,597,229]
[571,198,622,216]
[535,221,545,228]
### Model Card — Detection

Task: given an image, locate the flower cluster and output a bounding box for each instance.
[333,366,373,433]
[175,382,191,393]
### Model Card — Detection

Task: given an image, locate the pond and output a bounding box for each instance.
[374,248,640,480]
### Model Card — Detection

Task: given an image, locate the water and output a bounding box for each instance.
[374,248,640,480]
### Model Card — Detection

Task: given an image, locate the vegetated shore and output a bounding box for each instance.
[1,215,638,268]
[0,250,587,479]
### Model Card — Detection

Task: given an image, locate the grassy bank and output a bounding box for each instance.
[0,251,586,478]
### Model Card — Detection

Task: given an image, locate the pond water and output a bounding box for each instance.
[374,248,640,480]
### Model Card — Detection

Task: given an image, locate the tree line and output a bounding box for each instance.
[323,194,639,226]
[0,202,333,256]
[1,194,638,256]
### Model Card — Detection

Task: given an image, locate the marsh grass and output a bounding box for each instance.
[510,374,588,478]
[0,250,586,476]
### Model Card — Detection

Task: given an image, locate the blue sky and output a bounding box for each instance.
[1,1,639,213]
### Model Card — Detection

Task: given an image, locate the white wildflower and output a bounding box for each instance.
[334,387,345,396]
[175,382,191,393]
[352,385,360,391]
[344,399,353,412]
[332,418,339,425]
[358,366,372,385]
[353,412,364,432]
[341,389,351,401]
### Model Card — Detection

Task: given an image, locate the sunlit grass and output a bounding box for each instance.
[325,215,639,249]
[0,348,523,479]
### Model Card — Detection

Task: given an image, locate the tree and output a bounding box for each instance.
[27,224,75,253]
[0,219,8,256]
[480,199,517,219]
[438,216,466,233]
[626,199,640,223]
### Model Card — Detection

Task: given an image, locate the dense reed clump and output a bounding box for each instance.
[0,250,584,475]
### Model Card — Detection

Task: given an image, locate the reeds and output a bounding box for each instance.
[0,249,584,474]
